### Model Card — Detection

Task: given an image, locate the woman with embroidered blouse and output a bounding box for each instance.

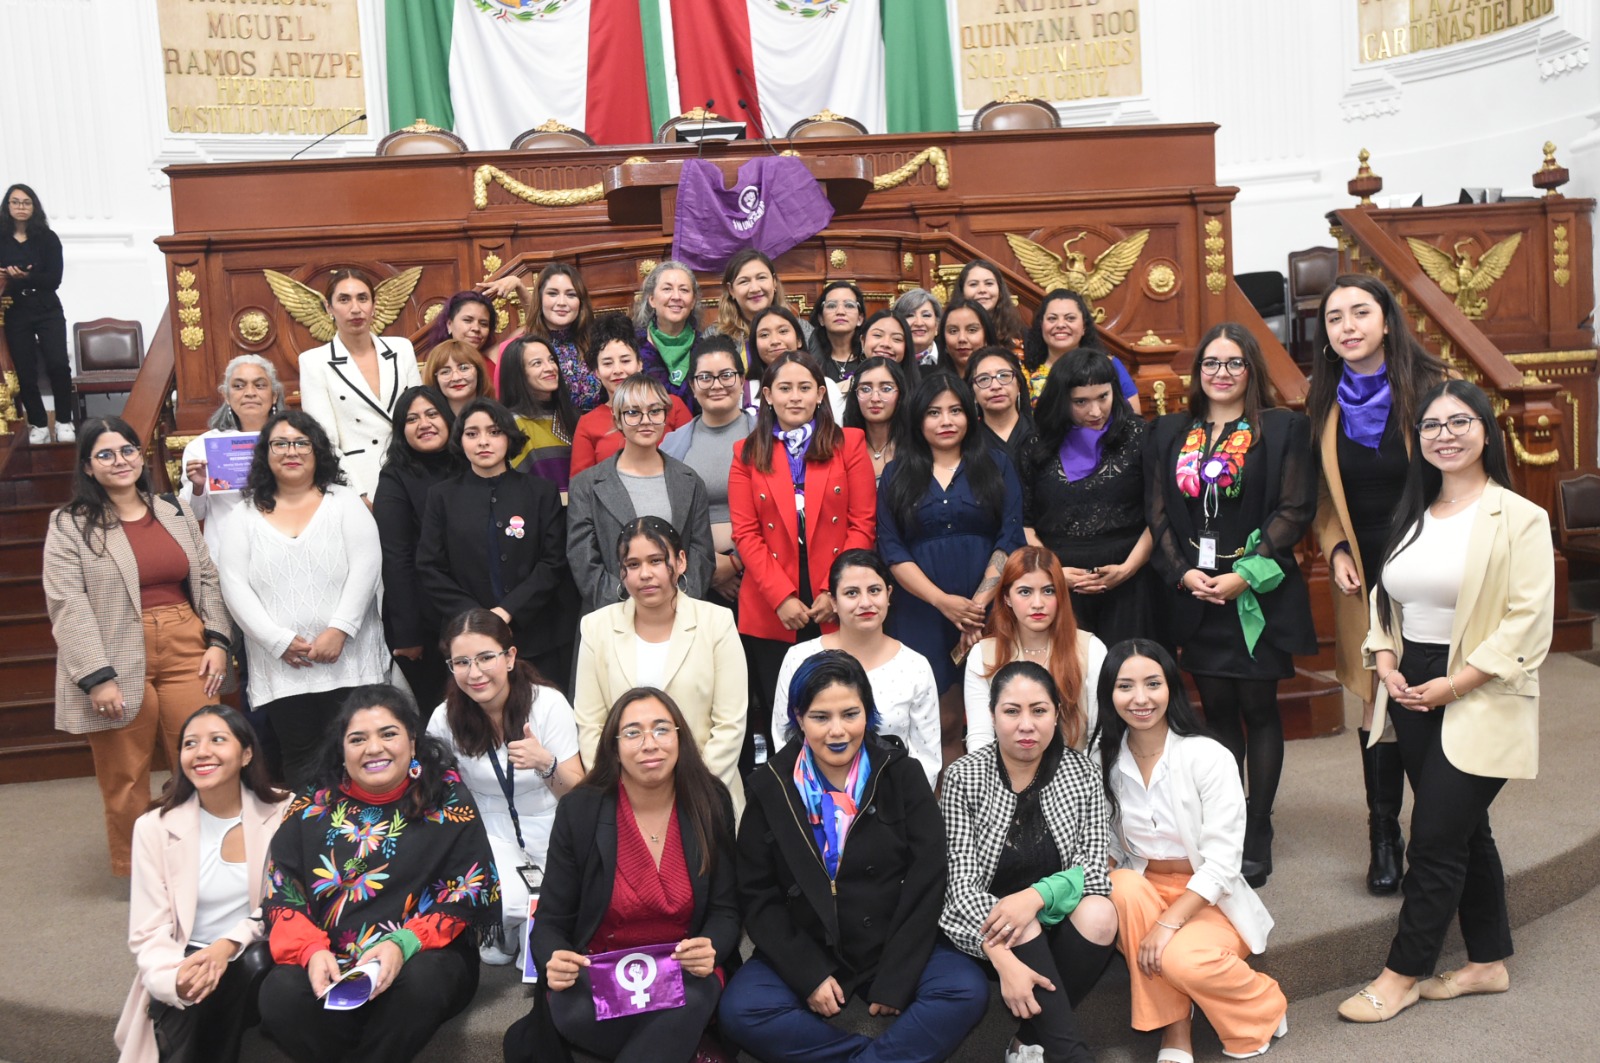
[481,262,604,413]
[940,661,1118,1063]
[256,685,500,1063]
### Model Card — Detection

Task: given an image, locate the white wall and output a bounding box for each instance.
[1,0,1593,356]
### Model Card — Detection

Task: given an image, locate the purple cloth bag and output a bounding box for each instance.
[588,942,687,1020]
[671,156,834,272]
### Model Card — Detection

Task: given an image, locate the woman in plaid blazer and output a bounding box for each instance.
[43,416,233,875]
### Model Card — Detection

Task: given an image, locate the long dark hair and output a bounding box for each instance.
[954,259,1025,347]
[739,351,844,473]
[310,685,459,820]
[935,297,998,376]
[1306,273,1449,444]
[155,706,284,815]
[744,304,807,373]
[424,290,499,353]
[884,372,1007,534]
[382,386,459,478]
[1375,380,1512,633]
[56,415,152,554]
[449,397,529,463]
[4,183,50,238]
[964,345,1034,420]
[581,687,731,876]
[242,410,347,512]
[862,309,921,387]
[1187,322,1277,425]
[784,648,881,742]
[989,659,1068,759]
[1031,347,1134,463]
[715,249,785,340]
[841,355,911,441]
[439,609,558,759]
[498,335,578,442]
[807,280,866,362]
[527,262,595,353]
[1092,639,1213,822]
[1024,289,1103,373]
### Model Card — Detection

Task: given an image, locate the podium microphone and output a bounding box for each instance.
[696,99,714,155]
[739,99,778,154]
[292,112,368,160]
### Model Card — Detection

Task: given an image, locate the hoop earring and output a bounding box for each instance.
[408,757,422,780]
[618,579,629,601]
[677,573,688,593]
[1323,344,1341,364]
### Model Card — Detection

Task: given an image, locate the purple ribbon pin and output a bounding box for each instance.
[588,942,686,1021]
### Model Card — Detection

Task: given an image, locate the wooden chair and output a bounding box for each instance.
[786,110,869,138]
[377,119,468,156]
[1287,246,1338,362]
[973,93,1060,131]
[72,317,143,420]
[511,120,596,151]
[1556,470,1600,566]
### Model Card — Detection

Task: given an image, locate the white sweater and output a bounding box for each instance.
[218,484,388,704]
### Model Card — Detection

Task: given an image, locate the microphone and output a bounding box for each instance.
[697,99,713,155]
[738,99,779,155]
[292,111,368,160]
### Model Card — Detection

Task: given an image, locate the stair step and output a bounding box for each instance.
[0,653,56,699]
[0,504,53,538]
[0,697,57,742]
[3,442,78,475]
[0,577,45,612]
[0,737,93,785]
[0,612,54,654]
[0,537,44,579]
[0,471,72,506]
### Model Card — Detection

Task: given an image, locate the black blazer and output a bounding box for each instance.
[1143,406,1317,654]
[372,457,455,652]
[416,468,577,656]
[737,735,944,1010]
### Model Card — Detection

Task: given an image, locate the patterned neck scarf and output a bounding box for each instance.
[774,420,815,492]
[792,743,872,879]
[1336,362,1392,450]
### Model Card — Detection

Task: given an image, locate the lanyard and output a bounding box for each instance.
[485,747,526,851]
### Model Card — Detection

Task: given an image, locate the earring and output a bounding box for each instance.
[618,580,629,601]
[1322,344,1341,364]
[408,757,422,780]
[677,573,688,593]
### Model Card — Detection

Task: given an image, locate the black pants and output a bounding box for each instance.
[549,968,721,1063]
[742,633,806,775]
[260,687,356,792]
[393,644,449,720]
[149,941,272,1063]
[258,932,479,1063]
[1191,675,1284,814]
[4,295,72,427]
[1008,919,1115,1062]
[1384,640,1512,976]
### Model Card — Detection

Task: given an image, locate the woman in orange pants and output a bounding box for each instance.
[1096,639,1288,1061]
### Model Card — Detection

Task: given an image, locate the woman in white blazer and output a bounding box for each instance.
[1097,639,1287,1063]
[295,268,422,499]
[116,706,288,1063]
[1340,380,1554,1025]
[573,516,748,811]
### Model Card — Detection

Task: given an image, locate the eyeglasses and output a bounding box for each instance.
[854,382,898,396]
[618,724,679,745]
[447,650,509,674]
[620,405,669,426]
[693,369,740,387]
[92,445,140,465]
[821,300,860,312]
[1417,414,1482,439]
[1200,358,1248,376]
[268,438,314,453]
[972,370,1017,389]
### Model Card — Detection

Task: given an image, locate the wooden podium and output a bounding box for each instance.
[599,154,874,230]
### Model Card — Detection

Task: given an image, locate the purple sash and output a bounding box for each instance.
[588,942,687,1020]
[671,156,834,272]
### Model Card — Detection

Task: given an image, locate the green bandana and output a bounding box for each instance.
[1232,528,1285,657]
[650,323,695,387]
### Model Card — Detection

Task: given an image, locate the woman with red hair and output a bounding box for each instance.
[963,546,1107,753]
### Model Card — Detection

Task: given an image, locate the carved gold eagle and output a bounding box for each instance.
[1405,234,1521,320]
[1005,229,1151,303]
[263,266,424,342]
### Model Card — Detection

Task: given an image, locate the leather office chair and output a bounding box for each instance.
[72,317,143,420]
[377,119,468,156]
[1557,471,1600,566]
[1236,270,1288,346]
[1287,247,1339,363]
[655,107,737,143]
[786,110,869,138]
[973,93,1060,131]
[511,120,597,150]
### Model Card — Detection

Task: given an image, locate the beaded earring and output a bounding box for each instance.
[408,757,422,779]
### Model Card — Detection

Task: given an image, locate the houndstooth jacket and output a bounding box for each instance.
[938,740,1112,959]
[43,494,232,734]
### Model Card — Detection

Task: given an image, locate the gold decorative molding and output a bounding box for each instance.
[901,253,915,274]
[1563,390,1582,469]
[1506,349,1597,367]
[164,433,202,487]
[1406,234,1522,319]
[422,302,445,326]
[1146,262,1176,295]
[175,267,204,350]
[829,249,848,270]
[1135,330,1169,347]
[1006,229,1150,305]
[473,157,648,210]
[805,109,847,122]
[1505,413,1559,467]
[1151,379,1167,416]
[637,258,658,280]
[930,263,963,306]
[0,294,9,326]
[533,118,576,133]
[871,147,951,192]
[235,310,270,345]
[0,369,20,432]
[1203,218,1226,295]
[897,281,919,294]
[1553,223,1571,287]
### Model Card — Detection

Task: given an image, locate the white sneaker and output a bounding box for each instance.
[479,940,519,966]
[1004,1043,1045,1063]
[54,422,75,443]
[28,425,50,445]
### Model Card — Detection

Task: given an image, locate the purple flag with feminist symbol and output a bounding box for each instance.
[589,942,687,1021]
[671,155,834,272]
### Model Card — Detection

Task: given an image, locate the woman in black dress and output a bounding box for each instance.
[1022,349,1155,649]
[1144,324,1316,888]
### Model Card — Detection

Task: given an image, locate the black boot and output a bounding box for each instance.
[1241,802,1274,888]
[1360,729,1405,895]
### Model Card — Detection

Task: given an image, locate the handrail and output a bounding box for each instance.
[122,308,177,490]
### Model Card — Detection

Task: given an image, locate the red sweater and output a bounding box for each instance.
[588,786,693,954]
[569,397,692,477]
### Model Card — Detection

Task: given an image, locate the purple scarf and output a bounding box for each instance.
[1336,363,1392,450]
[775,421,815,492]
[1059,424,1109,482]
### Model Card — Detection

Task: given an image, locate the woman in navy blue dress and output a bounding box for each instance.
[878,371,1025,765]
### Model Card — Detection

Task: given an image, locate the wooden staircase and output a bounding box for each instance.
[0,441,91,783]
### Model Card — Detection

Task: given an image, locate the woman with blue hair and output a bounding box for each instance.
[719,651,987,1062]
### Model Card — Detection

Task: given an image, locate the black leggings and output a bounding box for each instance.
[149,941,273,1063]
[1008,918,1115,1062]
[1192,675,1284,812]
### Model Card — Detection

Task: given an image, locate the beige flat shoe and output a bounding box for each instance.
[1418,967,1510,1000]
[1337,981,1421,1023]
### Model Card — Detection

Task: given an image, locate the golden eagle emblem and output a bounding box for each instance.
[1005,229,1151,305]
[1405,235,1522,320]
[263,266,425,342]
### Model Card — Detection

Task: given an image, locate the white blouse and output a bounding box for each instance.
[963,632,1108,754]
[190,808,249,948]
[634,635,671,688]
[1381,501,1478,645]
[1113,740,1188,861]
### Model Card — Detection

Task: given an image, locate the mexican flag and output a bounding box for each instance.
[386,0,957,149]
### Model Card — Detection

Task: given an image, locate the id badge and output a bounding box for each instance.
[517,864,543,892]
[1197,535,1218,571]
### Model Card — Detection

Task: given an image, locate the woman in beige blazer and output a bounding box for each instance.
[1339,381,1553,1025]
[573,516,748,811]
[115,706,288,1063]
[43,417,234,875]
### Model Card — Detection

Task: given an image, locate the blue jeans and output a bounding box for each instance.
[718,943,988,1063]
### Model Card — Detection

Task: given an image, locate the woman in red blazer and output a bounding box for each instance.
[729,351,876,773]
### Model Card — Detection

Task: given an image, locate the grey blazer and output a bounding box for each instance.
[565,453,716,614]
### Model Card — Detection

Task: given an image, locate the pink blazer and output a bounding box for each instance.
[114,790,288,1063]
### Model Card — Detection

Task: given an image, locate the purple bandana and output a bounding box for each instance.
[589,942,687,1021]
[1059,424,1109,482]
[1337,363,1392,450]
[671,156,835,272]
[775,421,815,492]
